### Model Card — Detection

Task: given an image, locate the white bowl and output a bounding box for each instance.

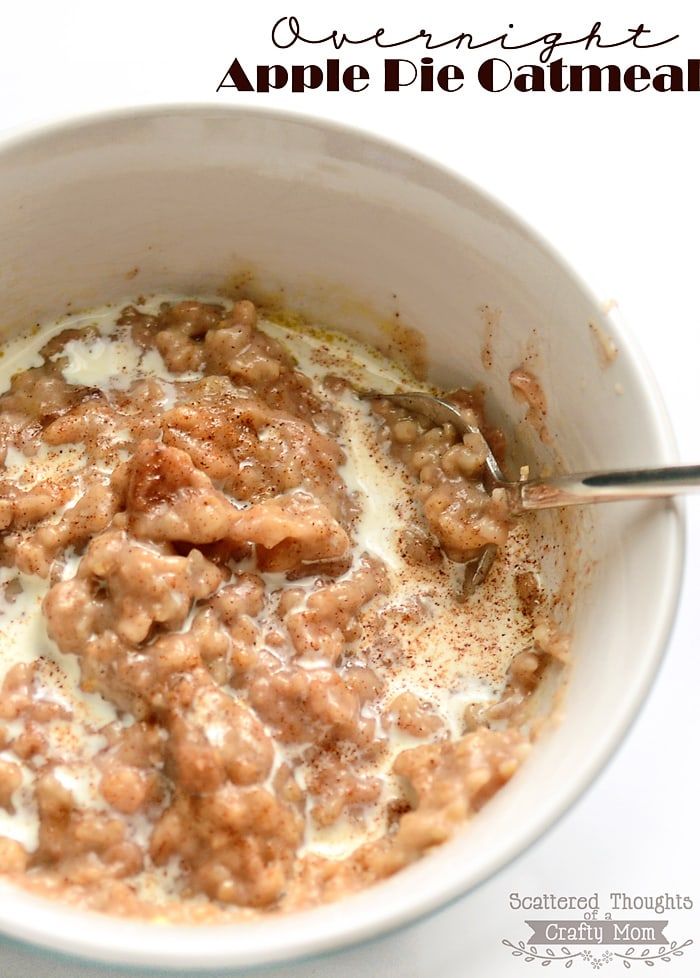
[0,105,684,971]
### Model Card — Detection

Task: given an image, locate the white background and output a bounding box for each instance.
[1,1,698,976]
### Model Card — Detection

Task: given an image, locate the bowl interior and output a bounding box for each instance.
[0,106,683,970]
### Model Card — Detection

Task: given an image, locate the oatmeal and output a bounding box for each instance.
[0,296,565,919]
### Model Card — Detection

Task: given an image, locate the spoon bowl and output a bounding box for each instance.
[365,390,698,593]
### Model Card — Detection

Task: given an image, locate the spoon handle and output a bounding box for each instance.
[519,465,700,511]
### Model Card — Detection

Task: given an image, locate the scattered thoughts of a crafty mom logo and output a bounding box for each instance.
[504,892,694,970]
[217,16,700,94]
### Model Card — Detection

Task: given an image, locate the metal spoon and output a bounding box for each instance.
[363,390,700,594]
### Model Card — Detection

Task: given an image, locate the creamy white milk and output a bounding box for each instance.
[0,295,535,869]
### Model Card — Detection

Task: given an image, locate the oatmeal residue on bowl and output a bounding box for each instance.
[0,296,566,920]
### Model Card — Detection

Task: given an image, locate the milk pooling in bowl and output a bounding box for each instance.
[0,294,565,919]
